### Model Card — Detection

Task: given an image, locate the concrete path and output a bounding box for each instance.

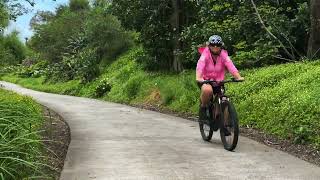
[1,81,320,180]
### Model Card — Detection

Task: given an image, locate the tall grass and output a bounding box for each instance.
[0,89,49,179]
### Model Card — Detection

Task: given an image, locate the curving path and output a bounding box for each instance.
[1,81,320,180]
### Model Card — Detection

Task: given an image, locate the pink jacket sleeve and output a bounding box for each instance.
[221,50,239,76]
[196,53,206,77]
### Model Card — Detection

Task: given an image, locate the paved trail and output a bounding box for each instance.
[1,81,320,180]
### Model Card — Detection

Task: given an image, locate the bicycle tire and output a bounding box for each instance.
[220,101,239,151]
[199,107,213,141]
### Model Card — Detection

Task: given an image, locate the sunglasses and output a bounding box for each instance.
[210,43,222,47]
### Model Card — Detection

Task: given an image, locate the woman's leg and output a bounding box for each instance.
[200,84,213,107]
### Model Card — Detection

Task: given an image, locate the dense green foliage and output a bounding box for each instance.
[1,0,318,72]
[0,32,27,66]
[29,6,88,63]
[0,2,27,66]
[0,4,9,30]
[3,48,320,149]
[0,89,49,179]
[111,0,175,70]
[27,0,133,82]
[0,0,34,21]
[182,0,310,68]
[111,0,312,70]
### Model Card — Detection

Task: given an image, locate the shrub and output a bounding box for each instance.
[44,48,99,83]
[74,48,100,83]
[94,77,112,97]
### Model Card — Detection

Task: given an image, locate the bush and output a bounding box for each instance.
[14,61,48,78]
[0,65,20,77]
[74,48,100,83]
[44,62,74,82]
[44,48,99,83]
[94,77,112,97]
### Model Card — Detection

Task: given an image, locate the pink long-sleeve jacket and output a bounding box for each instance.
[196,47,238,81]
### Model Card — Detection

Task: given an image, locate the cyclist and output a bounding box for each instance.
[196,35,244,121]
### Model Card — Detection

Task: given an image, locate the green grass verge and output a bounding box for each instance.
[1,75,82,96]
[2,47,320,149]
[0,88,50,179]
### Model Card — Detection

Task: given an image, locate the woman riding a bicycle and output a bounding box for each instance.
[196,35,244,121]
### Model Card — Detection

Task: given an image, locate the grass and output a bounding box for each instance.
[0,89,50,179]
[2,74,82,96]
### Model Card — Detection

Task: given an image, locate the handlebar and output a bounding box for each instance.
[199,78,244,85]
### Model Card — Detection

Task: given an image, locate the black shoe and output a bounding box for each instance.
[199,106,208,122]
[223,127,231,136]
[212,114,220,131]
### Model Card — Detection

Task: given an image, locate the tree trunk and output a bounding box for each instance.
[307,0,320,59]
[171,0,183,72]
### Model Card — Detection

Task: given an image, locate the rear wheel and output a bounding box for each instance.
[199,107,213,141]
[220,101,239,151]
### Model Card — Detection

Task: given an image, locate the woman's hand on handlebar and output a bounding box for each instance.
[232,72,245,82]
[234,77,244,81]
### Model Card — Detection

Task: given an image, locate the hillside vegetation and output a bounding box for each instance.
[2,48,320,148]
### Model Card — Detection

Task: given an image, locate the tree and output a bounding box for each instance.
[0,4,9,31]
[171,0,183,71]
[179,0,311,68]
[0,31,27,65]
[28,0,132,64]
[29,7,90,62]
[69,0,90,12]
[29,11,54,29]
[85,5,133,60]
[111,0,187,71]
[308,0,320,59]
[1,0,35,21]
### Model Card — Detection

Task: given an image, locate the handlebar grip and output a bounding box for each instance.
[231,78,244,82]
[234,79,244,82]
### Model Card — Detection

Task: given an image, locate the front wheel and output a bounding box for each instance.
[220,101,239,151]
[199,107,213,141]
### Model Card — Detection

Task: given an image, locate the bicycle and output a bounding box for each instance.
[198,78,243,151]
